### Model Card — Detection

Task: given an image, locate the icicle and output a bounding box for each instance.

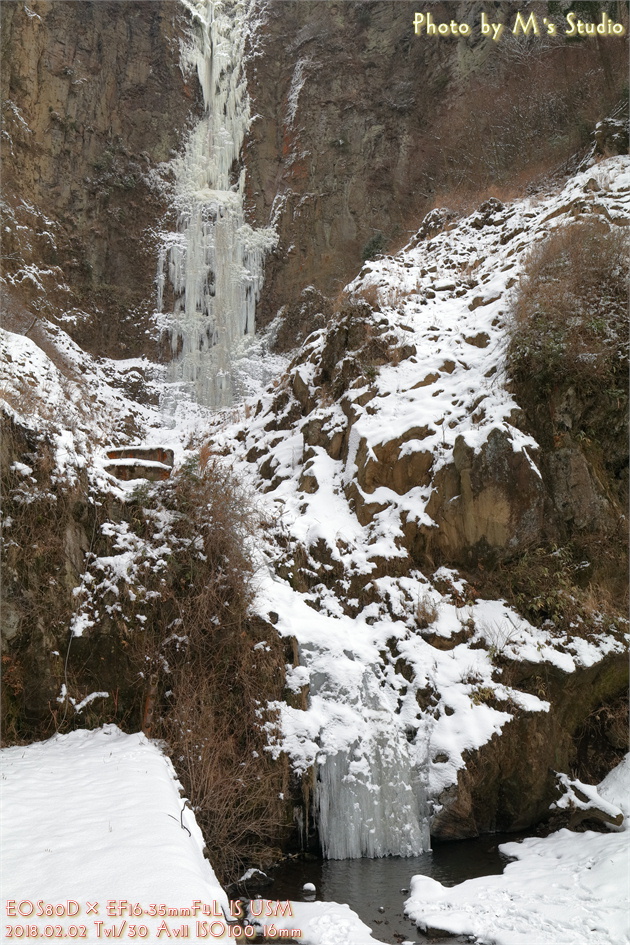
[158,0,276,409]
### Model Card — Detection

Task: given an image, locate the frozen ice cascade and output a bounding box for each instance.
[159,0,431,860]
[307,646,431,859]
[157,0,277,408]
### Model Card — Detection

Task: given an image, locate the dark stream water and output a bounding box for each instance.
[261,834,524,944]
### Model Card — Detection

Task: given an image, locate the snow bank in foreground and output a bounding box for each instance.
[0,726,385,945]
[248,900,386,944]
[0,726,230,939]
[405,755,630,945]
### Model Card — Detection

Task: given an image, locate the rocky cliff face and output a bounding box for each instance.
[3,1,625,355]
[244,1,627,343]
[244,0,454,325]
[1,0,196,358]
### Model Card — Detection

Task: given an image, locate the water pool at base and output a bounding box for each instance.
[265,834,525,944]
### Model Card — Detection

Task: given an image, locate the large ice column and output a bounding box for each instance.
[158,0,276,408]
[314,667,431,859]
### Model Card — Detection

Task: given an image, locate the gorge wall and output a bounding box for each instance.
[1,0,198,358]
[4,1,625,356]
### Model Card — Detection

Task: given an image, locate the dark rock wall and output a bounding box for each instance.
[1,0,197,357]
[3,1,625,354]
[245,0,460,327]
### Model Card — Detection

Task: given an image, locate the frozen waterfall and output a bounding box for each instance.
[160,1,431,862]
[158,0,276,408]
[311,655,431,860]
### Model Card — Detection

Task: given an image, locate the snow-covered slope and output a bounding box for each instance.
[210,156,629,845]
[229,157,630,575]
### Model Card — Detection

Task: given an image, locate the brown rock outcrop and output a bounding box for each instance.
[355,429,433,497]
[419,430,546,563]
[431,652,629,839]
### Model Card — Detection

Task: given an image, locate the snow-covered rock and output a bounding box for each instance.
[404,755,630,945]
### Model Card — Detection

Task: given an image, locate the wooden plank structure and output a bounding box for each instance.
[104,446,174,482]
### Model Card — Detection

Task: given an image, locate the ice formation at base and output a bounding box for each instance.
[314,665,431,859]
[158,0,276,408]
[316,741,430,860]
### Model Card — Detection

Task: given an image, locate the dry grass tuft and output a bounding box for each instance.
[508,219,629,396]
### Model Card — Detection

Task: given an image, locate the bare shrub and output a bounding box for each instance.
[423,32,627,202]
[161,646,287,880]
[479,619,519,662]
[128,457,289,881]
[380,284,417,309]
[348,283,381,310]
[333,283,381,314]
[508,220,629,396]
[416,593,438,630]
[0,654,27,745]
[501,221,628,640]
[572,695,629,783]
[455,607,476,635]
[477,543,627,642]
